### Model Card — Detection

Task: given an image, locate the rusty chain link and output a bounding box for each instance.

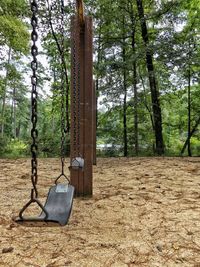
[60,0,66,175]
[30,0,39,200]
[72,29,77,158]
[72,19,81,158]
[77,35,81,155]
[54,0,70,184]
[18,0,48,220]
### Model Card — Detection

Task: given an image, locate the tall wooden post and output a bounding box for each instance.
[70,16,93,197]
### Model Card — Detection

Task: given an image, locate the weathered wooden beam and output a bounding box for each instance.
[70,16,93,197]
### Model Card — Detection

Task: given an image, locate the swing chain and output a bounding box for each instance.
[54,0,70,184]
[77,33,81,155]
[60,0,66,175]
[30,0,39,200]
[72,29,77,157]
[72,18,81,157]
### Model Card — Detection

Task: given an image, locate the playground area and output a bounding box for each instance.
[0,157,200,266]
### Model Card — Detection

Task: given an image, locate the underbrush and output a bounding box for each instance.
[1,139,29,158]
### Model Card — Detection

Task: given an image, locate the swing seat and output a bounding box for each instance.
[15,184,74,226]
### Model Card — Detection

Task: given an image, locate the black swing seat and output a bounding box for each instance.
[15,184,74,226]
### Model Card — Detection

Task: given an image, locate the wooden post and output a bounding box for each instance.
[70,16,93,197]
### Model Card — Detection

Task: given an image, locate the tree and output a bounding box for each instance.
[136,0,164,155]
[0,0,28,138]
[0,0,29,53]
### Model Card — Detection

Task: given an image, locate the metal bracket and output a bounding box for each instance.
[70,157,84,170]
[55,184,68,193]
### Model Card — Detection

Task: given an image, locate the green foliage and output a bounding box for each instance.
[0,0,27,16]
[0,15,29,53]
[190,137,200,156]
[0,136,8,155]
[0,0,29,53]
[3,139,28,158]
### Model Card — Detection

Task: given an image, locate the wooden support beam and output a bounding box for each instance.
[70,16,93,197]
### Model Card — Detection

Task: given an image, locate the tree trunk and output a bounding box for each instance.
[181,116,200,155]
[10,87,17,139]
[139,68,155,133]
[136,0,164,155]
[95,78,99,129]
[13,87,17,139]
[123,85,128,157]
[95,24,102,134]
[133,58,138,156]
[187,39,192,157]
[129,7,139,155]
[1,47,12,138]
[187,67,191,156]
[51,65,57,132]
[122,16,128,157]
[16,121,21,139]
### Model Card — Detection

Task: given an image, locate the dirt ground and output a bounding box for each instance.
[1,157,200,267]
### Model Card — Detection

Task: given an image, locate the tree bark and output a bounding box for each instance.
[129,5,139,155]
[187,67,191,156]
[13,87,17,139]
[95,78,99,130]
[122,16,128,157]
[187,39,192,156]
[95,23,102,137]
[51,65,57,132]
[133,50,138,156]
[123,81,128,157]
[16,121,21,139]
[136,0,164,155]
[139,69,155,138]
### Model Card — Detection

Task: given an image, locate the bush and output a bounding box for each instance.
[0,136,8,156]
[4,139,28,158]
[38,134,70,157]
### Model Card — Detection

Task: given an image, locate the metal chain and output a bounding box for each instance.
[30,0,39,200]
[51,0,70,184]
[60,0,66,175]
[60,67,65,175]
[60,0,68,135]
[77,33,81,155]
[18,0,49,220]
[72,19,82,157]
[72,29,78,157]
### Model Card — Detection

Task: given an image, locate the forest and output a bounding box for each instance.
[0,0,199,158]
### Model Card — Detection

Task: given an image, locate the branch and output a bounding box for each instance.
[46,0,65,67]
[180,116,200,155]
[46,0,70,130]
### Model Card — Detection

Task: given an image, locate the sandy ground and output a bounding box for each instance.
[0,157,200,267]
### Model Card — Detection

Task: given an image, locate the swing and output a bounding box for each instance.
[15,0,74,226]
[69,2,85,172]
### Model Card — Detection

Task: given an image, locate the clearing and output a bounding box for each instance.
[0,157,200,267]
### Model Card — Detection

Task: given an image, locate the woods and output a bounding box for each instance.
[0,0,199,157]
